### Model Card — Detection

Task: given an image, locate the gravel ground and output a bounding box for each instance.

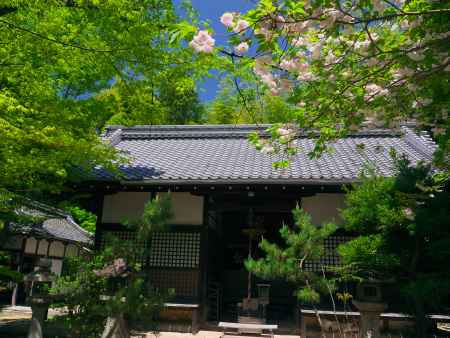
[0,308,300,338]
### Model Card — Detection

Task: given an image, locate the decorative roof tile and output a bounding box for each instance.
[7,201,93,245]
[94,124,436,184]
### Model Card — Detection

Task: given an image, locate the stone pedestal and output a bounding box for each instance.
[27,298,50,338]
[353,300,387,338]
[24,259,55,338]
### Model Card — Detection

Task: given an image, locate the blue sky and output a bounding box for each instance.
[174,0,254,102]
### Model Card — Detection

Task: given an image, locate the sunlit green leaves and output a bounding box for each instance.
[0,0,213,196]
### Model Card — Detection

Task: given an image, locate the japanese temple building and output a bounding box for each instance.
[78,124,436,329]
[1,200,93,305]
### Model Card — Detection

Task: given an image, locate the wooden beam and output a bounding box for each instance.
[74,181,346,194]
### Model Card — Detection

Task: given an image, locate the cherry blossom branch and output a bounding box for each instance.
[354,8,450,25]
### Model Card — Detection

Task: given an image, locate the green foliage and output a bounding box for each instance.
[51,255,110,337]
[207,76,297,124]
[51,196,173,337]
[0,92,119,193]
[246,206,336,304]
[58,198,98,233]
[159,76,206,124]
[0,0,210,196]
[341,175,403,235]
[338,157,450,336]
[0,251,22,283]
[337,234,399,278]
[95,76,206,127]
[62,204,97,233]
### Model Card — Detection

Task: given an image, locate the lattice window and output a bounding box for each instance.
[304,236,354,272]
[148,232,201,268]
[100,231,202,269]
[100,231,147,264]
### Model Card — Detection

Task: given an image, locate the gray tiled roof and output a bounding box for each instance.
[8,202,93,245]
[95,124,436,184]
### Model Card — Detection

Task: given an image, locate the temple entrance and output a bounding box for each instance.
[206,192,300,327]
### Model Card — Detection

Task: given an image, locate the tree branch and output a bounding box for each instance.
[0,19,126,53]
[0,6,16,17]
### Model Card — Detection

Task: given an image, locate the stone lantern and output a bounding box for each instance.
[352,279,387,338]
[24,258,56,338]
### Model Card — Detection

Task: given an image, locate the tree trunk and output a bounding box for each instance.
[414,298,426,338]
[101,314,130,338]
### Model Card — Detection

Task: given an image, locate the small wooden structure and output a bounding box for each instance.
[160,303,200,333]
[1,201,93,305]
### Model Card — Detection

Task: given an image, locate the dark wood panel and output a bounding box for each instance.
[149,269,200,298]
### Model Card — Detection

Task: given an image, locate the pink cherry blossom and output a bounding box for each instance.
[296,62,309,72]
[403,208,414,220]
[298,72,316,81]
[291,21,311,33]
[391,67,415,81]
[310,44,322,60]
[278,127,290,136]
[364,83,389,101]
[275,15,285,29]
[270,87,281,96]
[220,12,234,28]
[189,30,215,53]
[234,42,249,55]
[412,98,432,108]
[261,144,275,154]
[292,37,306,47]
[373,0,385,13]
[325,51,338,64]
[280,59,297,71]
[320,9,341,28]
[278,127,294,141]
[355,40,371,52]
[400,20,409,30]
[234,19,250,33]
[255,27,273,41]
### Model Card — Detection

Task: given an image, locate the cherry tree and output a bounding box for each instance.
[189,0,449,163]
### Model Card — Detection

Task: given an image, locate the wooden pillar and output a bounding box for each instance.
[94,192,105,250]
[34,238,39,255]
[11,237,26,306]
[199,194,209,323]
[46,240,51,257]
